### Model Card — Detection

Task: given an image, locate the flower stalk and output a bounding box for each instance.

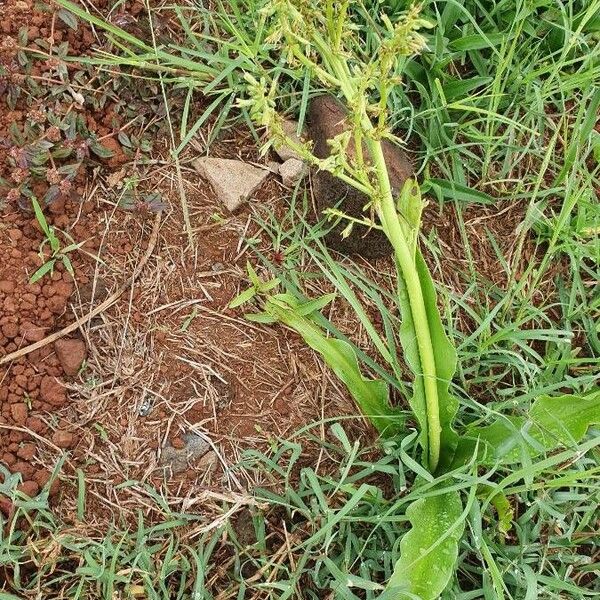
[242,1,444,471]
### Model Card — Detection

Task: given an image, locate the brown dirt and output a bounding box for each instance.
[0,0,367,522]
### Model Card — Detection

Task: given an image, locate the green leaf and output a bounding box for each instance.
[89,141,115,159]
[266,296,402,436]
[246,261,261,288]
[61,254,75,277]
[58,8,78,31]
[386,491,464,600]
[454,389,600,466]
[30,260,56,284]
[449,33,505,52]
[229,286,257,308]
[398,249,458,472]
[441,76,492,102]
[30,196,51,238]
[423,178,495,205]
[295,293,336,316]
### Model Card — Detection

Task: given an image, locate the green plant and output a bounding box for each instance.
[229,2,600,597]
[29,196,84,283]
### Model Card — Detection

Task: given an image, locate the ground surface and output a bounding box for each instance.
[0,0,368,521]
[1,1,597,599]
[0,0,548,517]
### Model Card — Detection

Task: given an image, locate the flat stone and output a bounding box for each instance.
[279,158,307,187]
[160,432,211,475]
[193,157,269,212]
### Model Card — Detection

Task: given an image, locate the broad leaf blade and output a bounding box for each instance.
[453,389,600,466]
[267,298,402,436]
[386,491,464,600]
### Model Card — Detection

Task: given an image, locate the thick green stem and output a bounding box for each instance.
[367,139,441,471]
[315,51,442,471]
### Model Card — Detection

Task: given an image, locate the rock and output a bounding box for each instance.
[17,480,40,498]
[273,119,305,161]
[51,429,74,449]
[54,338,87,376]
[17,444,36,461]
[40,375,66,407]
[171,436,185,450]
[0,496,13,518]
[0,280,16,294]
[1,322,19,339]
[193,157,269,212]
[279,158,307,187]
[160,432,211,475]
[19,321,46,342]
[308,95,412,258]
[10,403,27,425]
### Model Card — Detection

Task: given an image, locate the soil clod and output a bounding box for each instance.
[308,95,412,258]
[54,338,87,377]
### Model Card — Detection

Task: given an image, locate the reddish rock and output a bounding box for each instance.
[33,469,60,496]
[10,403,28,425]
[1,322,19,339]
[54,338,87,376]
[17,480,40,498]
[17,444,36,461]
[0,280,16,294]
[1,452,16,466]
[19,321,46,342]
[26,417,45,433]
[171,436,185,449]
[0,496,13,517]
[51,429,74,449]
[40,376,66,407]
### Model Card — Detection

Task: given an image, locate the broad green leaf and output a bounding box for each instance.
[265,296,402,436]
[448,33,505,52]
[89,141,115,159]
[295,293,336,316]
[30,196,52,238]
[229,286,257,308]
[385,491,464,600]
[441,76,492,101]
[397,249,458,472]
[453,389,600,466]
[57,8,78,30]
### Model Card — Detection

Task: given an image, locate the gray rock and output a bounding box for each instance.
[193,157,269,212]
[160,432,211,474]
[279,158,307,187]
[273,119,305,162]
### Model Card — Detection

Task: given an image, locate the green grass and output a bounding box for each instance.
[2,0,599,598]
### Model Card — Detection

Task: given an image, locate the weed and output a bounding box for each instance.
[28,196,84,283]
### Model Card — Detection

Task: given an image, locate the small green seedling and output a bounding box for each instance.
[29,196,84,284]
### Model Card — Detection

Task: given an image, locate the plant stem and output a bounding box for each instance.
[325,52,442,471]
[368,138,441,471]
